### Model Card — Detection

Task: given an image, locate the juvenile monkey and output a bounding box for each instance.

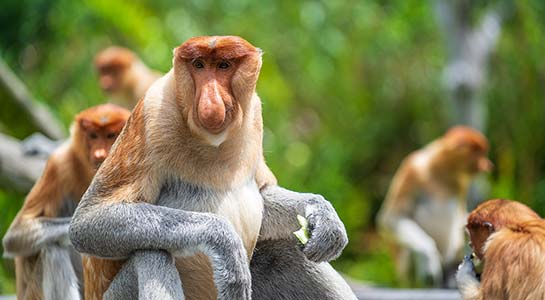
[71,36,356,300]
[377,126,492,286]
[457,199,545,300]
[3,104,130,300]
[95,46,161,108]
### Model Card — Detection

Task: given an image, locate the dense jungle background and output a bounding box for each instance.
[1,0,544,293]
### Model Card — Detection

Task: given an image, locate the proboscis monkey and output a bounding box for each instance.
[377,126,492,286]
[70,36,356,300]
[23,47,158,158]
[3,104,130,300]
[95,46,161,108]
[457,199,545,300]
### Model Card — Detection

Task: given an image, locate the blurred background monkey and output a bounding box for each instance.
[377,126,492,286]
[23,47,158,157]
[458,199,545,300]
[95,46,162,108]
[3,104,130,300]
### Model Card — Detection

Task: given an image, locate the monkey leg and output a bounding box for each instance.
[113,241,356,300]
[250,239,357,300]
[41,244,82,300]
[104,250,184,300]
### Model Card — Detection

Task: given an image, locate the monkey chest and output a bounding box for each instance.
[156,179,263,300]
[156,179,264,254]
[413,196,466,262]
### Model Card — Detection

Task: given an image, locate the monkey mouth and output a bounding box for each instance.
[93,160,105,169]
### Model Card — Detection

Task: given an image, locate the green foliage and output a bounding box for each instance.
[1,0,545,290]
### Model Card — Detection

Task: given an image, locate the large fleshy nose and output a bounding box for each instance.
[478,158,493,172]
[197,81,226,131]
[93,148,108,162]
[100,76,114,91]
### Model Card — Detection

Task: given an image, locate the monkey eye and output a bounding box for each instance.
[218,61,230,69]
[89,132,98,140]
[106,133,117,139]
[193,60,205,69]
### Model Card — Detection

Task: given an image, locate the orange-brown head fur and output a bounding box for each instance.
[440,126,492,174]
[73,103,130,169]
[467,199,541,259]
[464,199,545,300]
[173,36,262,143]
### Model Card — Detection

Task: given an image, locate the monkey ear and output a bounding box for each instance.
[483,221,494,232]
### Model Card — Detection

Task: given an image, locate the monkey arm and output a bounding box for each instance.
[379,213,442,283]
[70,200,251,299]
[456,255,481,300]
[259,185,348,262]
[3,157,71,258]
[3,217,71,258]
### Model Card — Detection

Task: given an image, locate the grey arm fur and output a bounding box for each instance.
[104,250,184,300]
[69,201,251,299]
[3,217,71,258]
[260,185,348,262]
[102,185,357,300]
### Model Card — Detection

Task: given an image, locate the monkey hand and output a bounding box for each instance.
[204,215,252,300]
[260,186,348,263]
[456,255,481,298]
[300,195,349,263]
[414,248,443,286]
[456,255,477,282]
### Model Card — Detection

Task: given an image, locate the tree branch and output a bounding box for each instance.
[0,133,45,193]
[0,57,65,140]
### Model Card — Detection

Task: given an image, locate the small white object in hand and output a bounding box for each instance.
[293,215,310,245]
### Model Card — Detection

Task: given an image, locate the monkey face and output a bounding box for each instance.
[467,222,494,260]
[174,36,262,146]
[77,104,130,168]
[443,126,492,174]
[95,47,135,94]
[187,57,238,134]
[460,147,493,174]
[97,64,131,94]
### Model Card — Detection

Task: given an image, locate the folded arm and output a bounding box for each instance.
[259,185,348,262]
[70,197,251,299]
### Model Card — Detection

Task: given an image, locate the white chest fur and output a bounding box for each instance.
[156,178,264,252]
[413,195,466,264]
